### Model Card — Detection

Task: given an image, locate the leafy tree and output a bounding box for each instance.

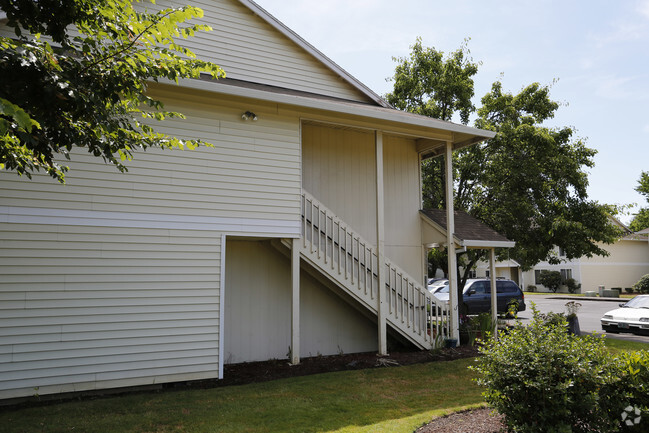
[629,171,649,232]
[537,270,562,293]
[629,209,649,232]
[0,0,225,182]
[385,37,478,124]
[467,81,621,270]
[386,38,478,212]
[634,274,649,294]
[637,171,649,198]
[387,39,621,302]
[427,247,448,278]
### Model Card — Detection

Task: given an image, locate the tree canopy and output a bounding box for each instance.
[466,81,620,269]
[0,0,225,182]
[629,171,649,232]
[386,37,478,124]
[387,39,479,213]
[388,39,621,288]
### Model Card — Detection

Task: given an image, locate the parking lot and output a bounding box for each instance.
[517,294,649,343]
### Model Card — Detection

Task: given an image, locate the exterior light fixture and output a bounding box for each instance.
[241,111,258,121]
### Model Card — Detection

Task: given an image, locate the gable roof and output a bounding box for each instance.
[238,0,389,108]
[420,209,515,248]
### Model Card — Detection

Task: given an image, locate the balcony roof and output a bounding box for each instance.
[420,209,515,249]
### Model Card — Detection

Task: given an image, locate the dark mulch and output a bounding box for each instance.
[214,345,479,387]
[416,407,506,433]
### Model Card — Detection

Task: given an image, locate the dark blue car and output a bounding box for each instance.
[432,278,526,315]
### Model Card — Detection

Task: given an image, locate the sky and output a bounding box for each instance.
[259,0,649,225]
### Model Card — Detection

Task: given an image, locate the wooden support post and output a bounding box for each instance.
[490,248,498,339]
[291,237,300,365]
[445,141,459,343]
[376,131,388,355]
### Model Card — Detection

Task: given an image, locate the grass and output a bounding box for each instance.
[602,336,649,354]
[2,340,646,433]
[0,358,484,433]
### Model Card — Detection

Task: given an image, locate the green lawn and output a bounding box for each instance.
[1,339,646,433]
[0,358,484,433]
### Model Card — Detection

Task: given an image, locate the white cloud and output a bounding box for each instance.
[589,74,649,101]
[638,0,649,19]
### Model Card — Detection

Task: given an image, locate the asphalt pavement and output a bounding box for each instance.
[515,294,649,343]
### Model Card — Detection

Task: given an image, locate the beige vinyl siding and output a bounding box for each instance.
[523,240,649,292]
[302,123,378,245]
[152,0,373,103]
[0,223,222,399]
[302,125,424,281]
[0,86,302,236]
[579,240,649,290]
[224,240,376,363]
[383,135,424,281]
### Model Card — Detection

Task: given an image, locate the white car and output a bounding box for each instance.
[601,295,649,335]
[427,279,448,294]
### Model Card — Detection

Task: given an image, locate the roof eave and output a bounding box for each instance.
[463,240,516,249]
[175,77,495,143]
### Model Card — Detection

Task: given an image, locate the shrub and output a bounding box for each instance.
[633,274,649,294]
[538,270,562,293]
[600,350,649,432]
[565,278,581,294]
[527,284,537,292]
[473,305,620,433]
[625,287,635,294]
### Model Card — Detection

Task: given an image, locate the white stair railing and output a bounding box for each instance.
[301,191,450,347]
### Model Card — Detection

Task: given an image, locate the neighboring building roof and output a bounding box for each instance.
[622,231,649,241]
[238,0,390,108]
[420,209,515,248]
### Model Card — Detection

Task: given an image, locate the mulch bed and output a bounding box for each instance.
[214,345,480,387]
[415,407,506,433]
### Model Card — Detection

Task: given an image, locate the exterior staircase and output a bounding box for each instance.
[282,191,450,349]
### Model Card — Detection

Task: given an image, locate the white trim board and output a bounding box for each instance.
[218,233,227,379]
[0,206,301,236]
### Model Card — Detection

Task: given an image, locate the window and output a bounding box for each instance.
[468,269,477,278]
[467,281,488,294]
[485,270,490,278]
[560,269,572,282]
[534,270,542,284]
[559,247,566,257]
[499,281,518,293]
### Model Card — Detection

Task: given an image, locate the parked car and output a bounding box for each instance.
[427,278,448,294]
[601,295,649,335]
[432,278,526,315]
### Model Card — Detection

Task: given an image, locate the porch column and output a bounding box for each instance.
[376,131,388,355]
[445,141,459,342]
[290,237,300,365]
[490,248,498,339]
